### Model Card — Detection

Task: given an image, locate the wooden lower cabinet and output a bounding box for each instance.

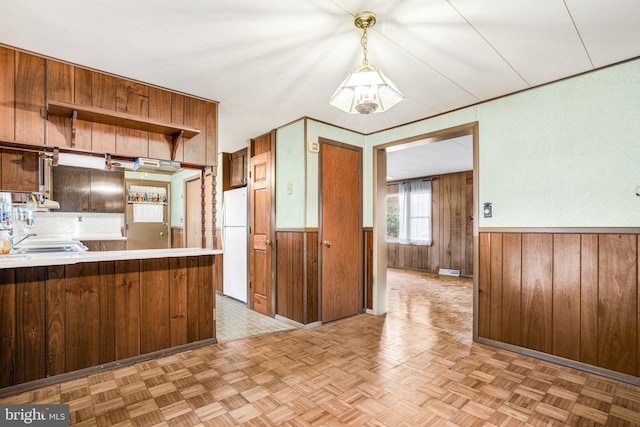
[0,255,215,389]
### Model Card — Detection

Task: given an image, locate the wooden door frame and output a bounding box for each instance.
[184,174,202,248]
[371,121,479,328]
[318,138,364,320]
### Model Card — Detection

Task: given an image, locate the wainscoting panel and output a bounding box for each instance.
[275,230,367,323]
[364,229,373,311]
[479,231,640,379]
[276,230,318,324]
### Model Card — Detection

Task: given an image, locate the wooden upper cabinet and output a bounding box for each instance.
[206,102,218,166]
[15,52,45,145]
[53,165,124,213]
[116,79,149,158]
[0,149,39,193]
[0,47,216,165]
[148,87,172,160]
[89,169,125,213]
[183,97,207,165]
[0,47,15,141]
[170,92,185,162]
[53,166,91,212]
[47,60,75,148]
[230,148,247,187]
[90,71,117,153]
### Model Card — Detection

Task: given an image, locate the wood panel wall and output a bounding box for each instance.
[387,171,473,276]
[364,228,373,310]
[276,231,318,324]
[171,227,184,248]
[276,230,374,322]
[0,255,215,389]
[0,46,217,166]
[479,232,640,378]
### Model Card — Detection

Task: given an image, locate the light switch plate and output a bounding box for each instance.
[308,140,319,153]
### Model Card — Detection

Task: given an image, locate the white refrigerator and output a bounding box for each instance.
[222,187,248,303]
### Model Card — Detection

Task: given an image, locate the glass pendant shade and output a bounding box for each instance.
[329,64,404,114]
[329,12,405,114]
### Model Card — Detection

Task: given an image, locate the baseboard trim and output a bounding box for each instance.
[275,315,322,330]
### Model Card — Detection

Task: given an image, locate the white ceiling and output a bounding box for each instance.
[387,135,473,181]
[1,0,639,171]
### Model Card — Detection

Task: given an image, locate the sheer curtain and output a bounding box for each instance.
[398,180,432,246]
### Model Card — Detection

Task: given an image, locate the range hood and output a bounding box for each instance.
[133,158,181,172]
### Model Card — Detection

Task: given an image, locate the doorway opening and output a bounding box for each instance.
[371,123,478,332]
[125,179,170,250]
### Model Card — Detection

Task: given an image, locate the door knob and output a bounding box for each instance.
[264,240,272,246]
[160,231,165,236]
[323,240,332,247]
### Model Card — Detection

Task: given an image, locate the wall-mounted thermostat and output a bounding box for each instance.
[483,202,492,218]
[308,140,319,153]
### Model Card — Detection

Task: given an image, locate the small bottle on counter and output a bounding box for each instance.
[0,230,10,254]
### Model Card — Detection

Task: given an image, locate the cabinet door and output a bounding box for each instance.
[53,166,91,212]
[230,149,247,187]
[90,169,124,213]
[1,149,39,192]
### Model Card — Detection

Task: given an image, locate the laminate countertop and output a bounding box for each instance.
[0,247,222,269]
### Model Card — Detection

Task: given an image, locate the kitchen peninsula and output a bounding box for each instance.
[0,246,221,392]
[0,44,221,394]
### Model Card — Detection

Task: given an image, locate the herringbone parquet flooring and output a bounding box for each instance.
[2,269,640,426]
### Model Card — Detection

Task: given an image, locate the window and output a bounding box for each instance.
[398,180,432,246]
[386,193,399,241]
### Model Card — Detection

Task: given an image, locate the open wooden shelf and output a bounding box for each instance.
[47,100,201,160]
[47,100,201,139]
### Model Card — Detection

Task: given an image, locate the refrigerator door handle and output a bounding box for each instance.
[221,199,226,250]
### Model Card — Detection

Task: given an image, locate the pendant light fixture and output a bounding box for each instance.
[329,11,405,114]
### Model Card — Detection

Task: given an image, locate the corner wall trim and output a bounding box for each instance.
[275,315,321,330]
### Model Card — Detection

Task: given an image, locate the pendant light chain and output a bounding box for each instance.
[361,25,369,66]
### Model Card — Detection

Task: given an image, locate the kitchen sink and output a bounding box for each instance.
[12,238,87,254]
[13,246,84,254]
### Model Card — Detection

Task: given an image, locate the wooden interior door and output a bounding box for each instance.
[320,141,362,323]
[249,151,272,315]
[125,179,170,250]
[185,177,202,248]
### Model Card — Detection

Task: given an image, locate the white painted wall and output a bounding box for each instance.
[275,119,365,229]
[170,169,200,228]
[272,58,640,230]
[305,120,364,227]
[367,58,640,228]
[275,120,306,229]
[476,60,640,227]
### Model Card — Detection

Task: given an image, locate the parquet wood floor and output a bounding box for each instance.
[2,269,640,426]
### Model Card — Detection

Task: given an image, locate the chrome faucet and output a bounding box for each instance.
[10,232,37,247]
